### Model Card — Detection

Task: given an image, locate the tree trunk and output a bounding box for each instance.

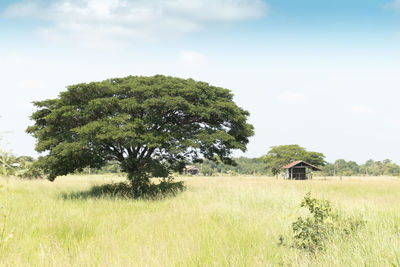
[127,172,151,197]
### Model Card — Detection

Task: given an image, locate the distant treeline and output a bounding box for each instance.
[4,156,400,178]
[199,157,267,176]
[195,157,400,177]
[322,159,400,176]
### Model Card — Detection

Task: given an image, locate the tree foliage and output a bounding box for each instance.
[320,159,400,176]
[260,144,326,176]
[27,75,254,195]
[198,157,267,176]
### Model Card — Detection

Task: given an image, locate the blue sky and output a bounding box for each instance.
[1,0,400,163]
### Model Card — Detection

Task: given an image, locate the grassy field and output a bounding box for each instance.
[0,175,399,266]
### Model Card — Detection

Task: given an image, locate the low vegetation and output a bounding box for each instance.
[0,184,13,248]
[0,174,399,266]
[288,192,365,253]
[197,157,400,177]
[62,178,185,200]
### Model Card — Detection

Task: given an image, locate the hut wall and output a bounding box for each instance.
[292,168,307,180]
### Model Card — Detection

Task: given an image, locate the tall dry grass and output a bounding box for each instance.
[0,175,399,266]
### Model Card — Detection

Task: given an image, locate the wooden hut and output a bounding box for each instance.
[281,160,322,180]
[182,165,199,175]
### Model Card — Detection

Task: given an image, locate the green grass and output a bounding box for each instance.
[1,175,400,266]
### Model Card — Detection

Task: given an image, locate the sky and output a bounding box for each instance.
[1,0,400,164]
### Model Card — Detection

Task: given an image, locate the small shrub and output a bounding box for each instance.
[290,192,364,253]
[17,163,44,179]
[154,177,185,197]
[63,177,185,200]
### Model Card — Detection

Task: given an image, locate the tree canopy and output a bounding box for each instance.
[321,159,400,176]
[260,144,326,175]
[27,75,254,195]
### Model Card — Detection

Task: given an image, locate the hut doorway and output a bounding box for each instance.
[281,160,322,180]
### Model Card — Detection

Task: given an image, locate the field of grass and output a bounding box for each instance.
[1,174,400,266]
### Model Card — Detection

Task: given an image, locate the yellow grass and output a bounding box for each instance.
[0,175,399,266]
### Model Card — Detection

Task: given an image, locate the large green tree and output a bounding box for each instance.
[261,144,326,176]
[27,75,254,195]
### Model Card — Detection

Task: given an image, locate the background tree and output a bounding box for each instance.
[16,156,34,169]
[27,75,254,196]
[260,144,326,176]
[199,157,267,176]
[0,149,16,177]
[319,159,400,177]
[0,133,17,177]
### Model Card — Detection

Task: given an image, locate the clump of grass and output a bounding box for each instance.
[0,184,13,248]
[63,177,185,200]
[289,192,365,253]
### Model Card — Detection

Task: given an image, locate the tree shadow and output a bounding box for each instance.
[61,180,185,200]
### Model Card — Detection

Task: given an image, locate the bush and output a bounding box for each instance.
[290,192,364,253]
[17,162,44,179]
[63,177,185,200]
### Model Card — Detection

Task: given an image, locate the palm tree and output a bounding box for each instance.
[0,149,15,176]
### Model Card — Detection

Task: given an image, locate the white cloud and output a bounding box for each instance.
[178,51,206,67]
[351,105,372,115]
[385,0,400,11]
[277,91,306,103]
[16,79,46,91]
[0,52,29,66]
[3,0,268,47]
